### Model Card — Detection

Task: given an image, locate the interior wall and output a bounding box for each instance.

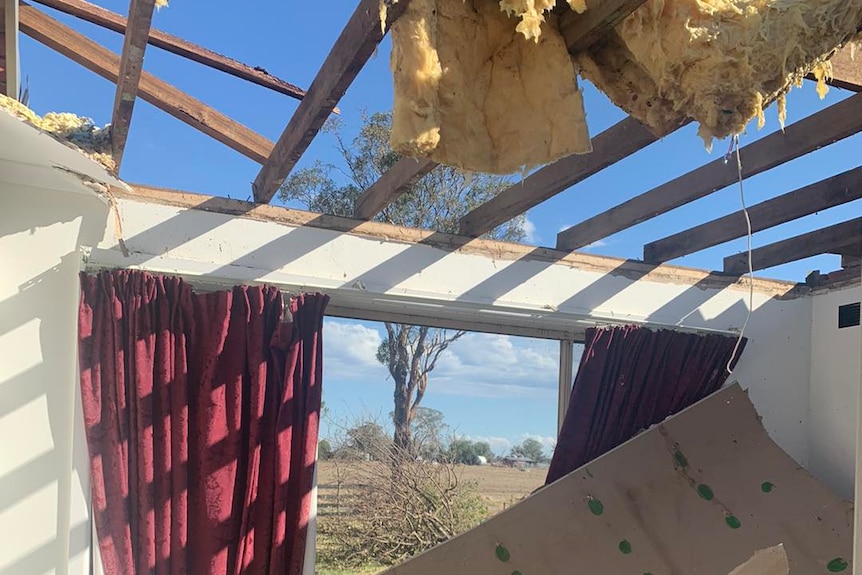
[88,194,817,472]
[0,181,108,575]
[809,283,862,500]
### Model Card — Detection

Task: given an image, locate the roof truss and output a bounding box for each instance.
[644,166,862,263]
[30,0,313,103]
[10,0,862,284]
[110,0,156,170]
[723,217,862,274]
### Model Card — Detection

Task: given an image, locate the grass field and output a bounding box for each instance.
[315,461,545,574]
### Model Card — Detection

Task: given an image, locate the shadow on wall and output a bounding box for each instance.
[0,186,108,575]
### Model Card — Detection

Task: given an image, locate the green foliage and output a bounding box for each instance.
[448,438,494,465]
[318,439,334,461]
[278,112,526,242]
[510,438,548,463]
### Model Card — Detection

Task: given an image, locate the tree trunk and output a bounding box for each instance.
[393,379,412,453]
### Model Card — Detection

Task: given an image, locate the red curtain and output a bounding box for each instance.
[77,269,329,575]
[546,326,746,485]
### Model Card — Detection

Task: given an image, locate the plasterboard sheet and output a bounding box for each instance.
[382,384,853,575]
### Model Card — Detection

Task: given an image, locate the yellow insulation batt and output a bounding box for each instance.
[390,0,592,175]
[0,94,114,170]
[577,0,862,148]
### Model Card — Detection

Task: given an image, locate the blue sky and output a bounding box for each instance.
[15,1,860,450]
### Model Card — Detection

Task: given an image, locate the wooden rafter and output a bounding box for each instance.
[459,117,660,237]
[643,166,862,263]
[556,91,862,251]
[111,0,156,171]
[19,3,274,162]
[252,0,411,204]
[558,0,648,53]
[3,0,18,99]
[0,5,6,95]
[723,217,862,274]
[353,157,435,219]
[29,0,317,105]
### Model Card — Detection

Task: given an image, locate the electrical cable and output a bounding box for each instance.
[726,134,754,376]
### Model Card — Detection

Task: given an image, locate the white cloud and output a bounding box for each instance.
[323,322,559,399]
[323,319,388,381]
[460,435,513,455]
[523,214,539,244]
[557,223,572,234]
[431,333,558,399]
[582,239,608,251]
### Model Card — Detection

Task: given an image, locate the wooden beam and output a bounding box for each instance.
[805,44,862,92]
[19,4,274,163]
[723,217,862,274]
[559,0,648,53]
[252,0,412,204]
[557,91,862,251]
[28,0,319,106]
[643,166,862,263]
[4,0,18,99]
[459,116,660,237]
[1,5,7,95]
[110,0,156,171]
[353,157,435,219]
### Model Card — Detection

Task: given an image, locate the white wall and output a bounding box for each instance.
[0,111,114,575]
[809,283,862,499]
[0,183,108,575]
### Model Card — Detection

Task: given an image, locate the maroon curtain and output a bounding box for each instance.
[546,325,746,485]
[77,269,329,575]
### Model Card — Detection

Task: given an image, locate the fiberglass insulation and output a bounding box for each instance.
[578,0,862,148]
[390,0,861,172]
[390,0,592,175]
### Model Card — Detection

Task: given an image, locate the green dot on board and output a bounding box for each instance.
[725,515,741,529]
[761,481,775,493]
[495,544,511,563]
[827,557,848,572]
[674,449,688,468]
[588,498,604,516]
[697,484,714,501]
[618,540,632,554]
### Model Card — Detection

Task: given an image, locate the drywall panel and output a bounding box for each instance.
[0,180,108,575]
[809,283,862,499]
[86,194,814,466]
[383,384,852,575]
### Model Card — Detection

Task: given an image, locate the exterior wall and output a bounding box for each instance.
[0,181,108,575]
[809,283,862,499]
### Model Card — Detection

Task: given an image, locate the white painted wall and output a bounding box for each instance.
[0,182,108,575]
[0,110,117,575]
[809,284,862,499]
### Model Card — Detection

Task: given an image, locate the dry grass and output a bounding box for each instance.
[317,461,545,516]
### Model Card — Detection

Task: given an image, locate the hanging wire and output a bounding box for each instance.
[725,134,754,376]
